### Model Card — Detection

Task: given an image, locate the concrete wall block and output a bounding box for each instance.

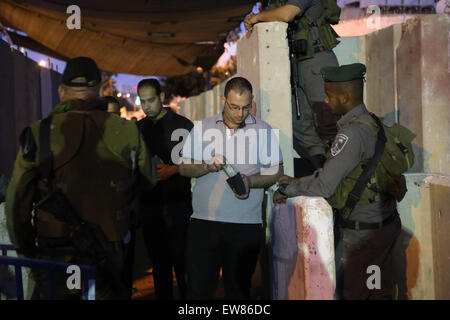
[237,22,294,176]
[190,96,197,121]
[397,14,450,174]
[333,14,420,37]
[203,90,215,118]
[397,18,424,173]
[213,84,222,116]
[397,174,435,299]
[183,98,192,121]
[426,174,450,299]
[396,173,450,299]
[419,14,450,174]
[178,100,186,118]
[198,93,206,121]
[294,197,336,300]
[269,196,335,300]
[365,25,396,122]
[191,95,204,122]
[237,28,261,119]
[333,36,366,65]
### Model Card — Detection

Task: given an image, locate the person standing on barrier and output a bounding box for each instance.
[178,77,284,299]
[137,78,194,300]
[245,0,342,173]
[273,63,414,300]
[5,57,156,299]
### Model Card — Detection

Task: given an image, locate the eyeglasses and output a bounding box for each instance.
[226,100,251,112]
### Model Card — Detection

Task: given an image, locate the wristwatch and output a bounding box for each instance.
[277,183,289,197]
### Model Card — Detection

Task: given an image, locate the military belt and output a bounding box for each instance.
[339,211,398,231]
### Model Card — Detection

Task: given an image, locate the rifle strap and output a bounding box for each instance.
[38,116,53,180]
[341,113,387,219]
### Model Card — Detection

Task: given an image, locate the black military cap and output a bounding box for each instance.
[320,63,366,82]
[62,57,101,87]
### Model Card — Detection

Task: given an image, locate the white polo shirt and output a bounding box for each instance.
[181,112,283,224]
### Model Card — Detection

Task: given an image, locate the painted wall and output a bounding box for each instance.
[397,174,450,299]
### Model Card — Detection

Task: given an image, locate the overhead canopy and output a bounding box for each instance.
[0,0,256,76]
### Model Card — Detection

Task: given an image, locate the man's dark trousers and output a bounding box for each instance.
[141,201,192,300]
[185,218,262,300]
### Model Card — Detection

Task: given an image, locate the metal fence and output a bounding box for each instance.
[0,244,96,300]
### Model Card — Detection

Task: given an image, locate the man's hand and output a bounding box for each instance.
[244,12,258,31]
[234,174,250,200]
[157,164,178,181]
[278,174,300,186]
[207,154,226,173]
[244,5,301,32]
[273,190,288,204]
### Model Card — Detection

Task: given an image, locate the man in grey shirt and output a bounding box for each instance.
[245,0,341,171]
[179,77,283,299]
[274,63,401,300]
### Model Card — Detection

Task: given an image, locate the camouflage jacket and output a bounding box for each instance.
[5,99,156,256]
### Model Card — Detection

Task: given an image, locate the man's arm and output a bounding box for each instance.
[248,165,284,189]
[178,162,211,178]
[156,164,179,181]
[178,154,225,178]
[244,4,301,30]
[278,125,373,200]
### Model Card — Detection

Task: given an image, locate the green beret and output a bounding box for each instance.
[320,63,366,82]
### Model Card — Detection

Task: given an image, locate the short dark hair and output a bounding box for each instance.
[224,77,252,98]
[333,79,364,103]
[137,78,162,96]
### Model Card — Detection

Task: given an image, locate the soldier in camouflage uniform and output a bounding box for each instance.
[245,0,342,168]
[5,57,156,299]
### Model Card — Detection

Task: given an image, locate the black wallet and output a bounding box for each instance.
[226,173,247,196]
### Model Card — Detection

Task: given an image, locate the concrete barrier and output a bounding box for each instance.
[269,193,335,300]
[397,14,450,174]
[396,174,450,299]
[236,22,294,177]
[203,90,215,118]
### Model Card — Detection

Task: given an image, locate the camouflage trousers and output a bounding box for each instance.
[293,50,340,156]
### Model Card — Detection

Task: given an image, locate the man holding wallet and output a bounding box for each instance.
[178,77,283,299]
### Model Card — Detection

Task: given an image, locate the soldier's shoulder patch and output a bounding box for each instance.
[331,133,349,157]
